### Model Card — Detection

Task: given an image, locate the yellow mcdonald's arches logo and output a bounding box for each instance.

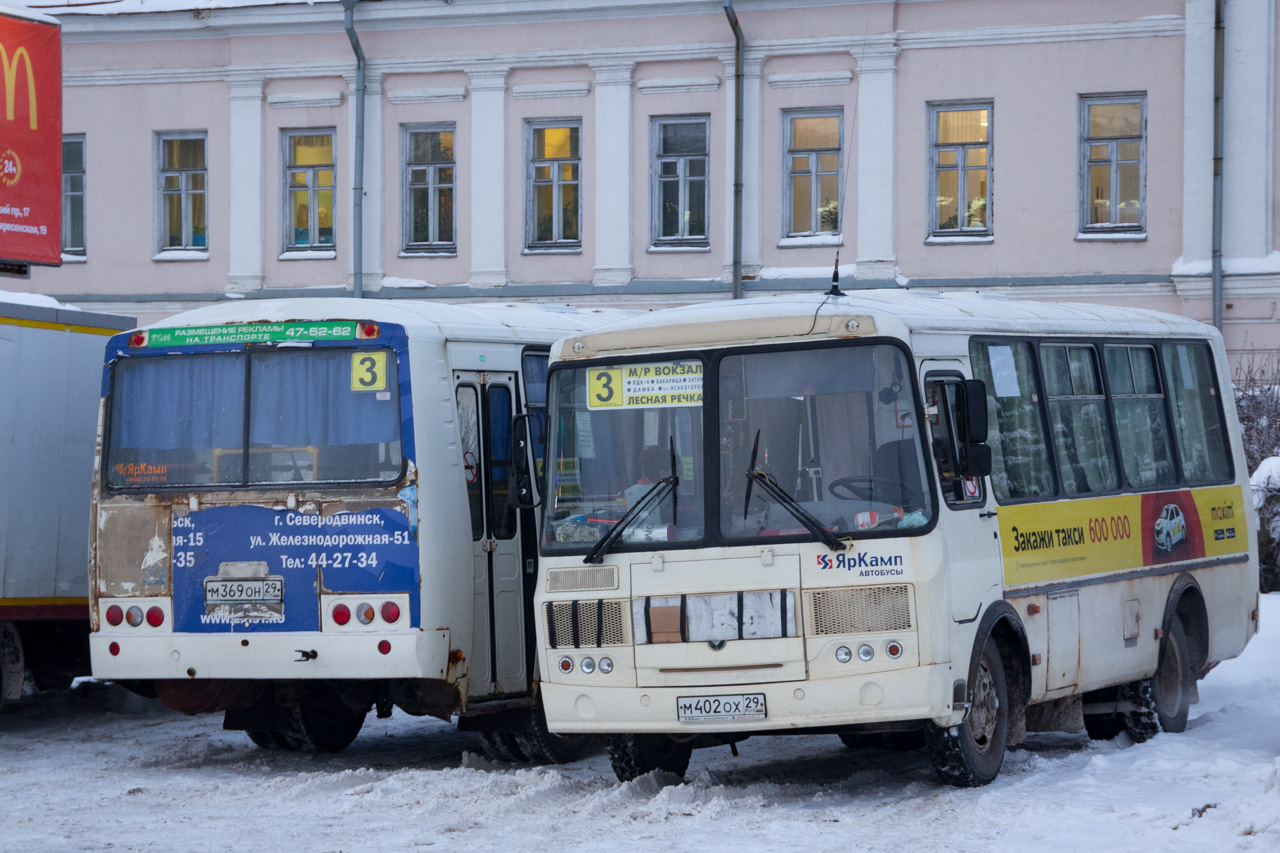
[0,43,36,130]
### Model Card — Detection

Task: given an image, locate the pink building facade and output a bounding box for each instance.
[11,0,1280,355]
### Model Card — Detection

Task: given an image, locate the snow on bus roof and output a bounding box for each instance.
[569,291,1214,343]
[7,0,306,16]
[146,297,615,344]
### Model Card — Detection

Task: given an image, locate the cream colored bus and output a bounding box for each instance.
[531,291,1258,786]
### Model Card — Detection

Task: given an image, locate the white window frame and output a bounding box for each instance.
[156,131,208,253]
[1079,93,1146,236]
[928,101,993,239]
[525,119,582,250]
[282,128,336,251]
[402,123,456,254]
[782,108,843,238]
[62,135,85,256]
[651,115,710,247]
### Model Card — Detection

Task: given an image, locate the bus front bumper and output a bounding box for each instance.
[89,629,453,682]
[540,662,959,735]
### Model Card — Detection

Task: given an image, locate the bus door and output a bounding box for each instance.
[455,371,527,697]
[921,362,1000,623]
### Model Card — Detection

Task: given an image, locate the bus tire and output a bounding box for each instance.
[927,635,1008,787]
[245,729,286,750]
[476,731,529,763]
[511,705,597,765]
[607,734,692,782]
[1151,615,1192,734]
[1120,679,1159,743]
[275,689,367,753]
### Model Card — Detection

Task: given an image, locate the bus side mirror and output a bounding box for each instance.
[511,413,542,509]
[955,380,993,478]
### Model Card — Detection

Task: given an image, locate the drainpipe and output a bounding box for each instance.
[342,0,366,298]
[722,0,744,300]
[1211,0,1224,330]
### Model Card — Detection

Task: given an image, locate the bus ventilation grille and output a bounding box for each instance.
[545,599,631,648]
[546,565,620,592]
[806,585,913,635]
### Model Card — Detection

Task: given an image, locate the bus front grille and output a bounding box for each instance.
[545,599,631,648]
[806,585,913,635]
[545,565,620,592]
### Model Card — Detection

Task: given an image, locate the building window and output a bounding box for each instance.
[930,104,991,237]
[403,125,455,253]
[62,136,85,256]
[784,110,841,236]
[158,133,207,251]
[527,121,580,248]
[652,116,709,246]
[1081,95,1145,233]
[284,130,335,249]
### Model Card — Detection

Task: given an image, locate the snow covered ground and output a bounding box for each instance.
[4,596,1279,853]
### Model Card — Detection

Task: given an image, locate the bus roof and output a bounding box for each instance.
[551,291,1219,361]
[145,298,620,346]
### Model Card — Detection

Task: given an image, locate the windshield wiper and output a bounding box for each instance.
[584,438,680,565]
[743,430,845,552]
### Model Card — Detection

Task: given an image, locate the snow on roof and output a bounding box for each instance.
[0,289,73,310]
[148,297,619,345]
[568,290,1215,347]
[11,0,319,16]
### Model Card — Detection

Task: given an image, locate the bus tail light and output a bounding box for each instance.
[146,606,165,628]
[125,606,144,628]
[105,605,123,626]
[332,603,351,626]
[356,603,375,625]
[128,331,148,347]
[357,322,380,339]
[381,601,401,624]
[377,640,391,655]
[108,642,120,656]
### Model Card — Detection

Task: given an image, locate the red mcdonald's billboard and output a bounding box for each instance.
[0,5,60,268]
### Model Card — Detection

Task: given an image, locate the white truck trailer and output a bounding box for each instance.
[1,295,134,703]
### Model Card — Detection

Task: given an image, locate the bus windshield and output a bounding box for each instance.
[542,358,705,551]
[105,348,403,489]
[719,343,933,540]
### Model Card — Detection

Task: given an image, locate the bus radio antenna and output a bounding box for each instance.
[828,250,844,297]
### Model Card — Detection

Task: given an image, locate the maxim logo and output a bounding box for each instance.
[0,43,36,129]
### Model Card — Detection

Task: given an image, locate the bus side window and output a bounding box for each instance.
[925,375,985,508]
[1039,344,1119,495]
[970,340,1056,502]
[1162,342,1232,484]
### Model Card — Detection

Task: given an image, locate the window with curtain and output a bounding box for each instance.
[1104,345,1176,489]
[1080,95,1145,233]
[1162,342,1231,484]
[930,103,991,237]
[527,122,581,248]
[784,110,841,237]
[106,349,402,489]
[652,116,709,246]
[970,340,1054,501]
[158,133,207,251]
[404,125,455,252]
[62,136,85,256]
[284,130,335,249]
[1039,344,1118,495]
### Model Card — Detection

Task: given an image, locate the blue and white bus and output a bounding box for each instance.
[90,298,608,758]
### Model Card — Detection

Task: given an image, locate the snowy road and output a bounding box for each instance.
[4,597,1280,853]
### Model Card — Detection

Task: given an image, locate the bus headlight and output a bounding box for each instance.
[835,646,852,664]
[598,657,614,674]
[580,657,596,674]
[857,644,874,662]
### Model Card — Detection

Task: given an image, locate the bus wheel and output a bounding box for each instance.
[245,729,286,750]
[1083,712,1124,740]
[926,636,1008,787]
[276,689,367,753]
[476,731,529,764]
[1151,616,1192,733]
[1120,680,1159,742]
[607,734,692,782]
[512,705,598,765]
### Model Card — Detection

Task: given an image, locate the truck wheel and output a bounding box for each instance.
[926,635,1008,787]
[275,688,367,753]
[1151,616,1192,733]
[607,734,691,782]
[511,704,597,764]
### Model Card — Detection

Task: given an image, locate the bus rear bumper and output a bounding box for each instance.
[540,662,958,735]
[89,629,453,682]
